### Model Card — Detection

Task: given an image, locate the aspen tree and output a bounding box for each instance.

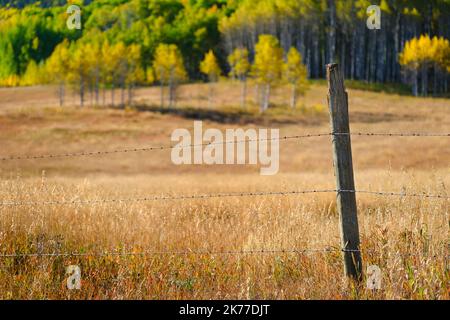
[69,43,93,108]
[45,40,70,107]
[200,50,221,108]
[252,34,284,112]
[284,47,308,108]
[125,44,144,106]
[228,48,250,108]
[399,35,450,96]
[153,44,187,108]
[100,41,112,106]
[108,42,127,107]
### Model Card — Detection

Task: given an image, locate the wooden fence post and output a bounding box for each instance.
[326,63,363,281]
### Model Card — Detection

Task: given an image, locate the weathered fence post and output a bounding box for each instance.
[326,63,363,281]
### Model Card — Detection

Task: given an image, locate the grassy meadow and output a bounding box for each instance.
[0,82,449,299]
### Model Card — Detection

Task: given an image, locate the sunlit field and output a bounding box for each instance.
[0,82,448,299]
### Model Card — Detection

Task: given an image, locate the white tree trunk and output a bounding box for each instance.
[241,79,247,109]
[59,81,64,107]
[290,85,297,109]
[261,83,270,112]
[160,84,164,108]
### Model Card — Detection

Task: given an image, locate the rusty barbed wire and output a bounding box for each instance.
[0,189,448,207]
[337,132,450,137]
[0,189,337,206]
[0,247,335,258]
[0,133,330,161]
[1,131,448,162]
[340,190,450,199]
[0,246,445,259]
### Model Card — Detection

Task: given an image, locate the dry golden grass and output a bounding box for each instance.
[0,82,448,299]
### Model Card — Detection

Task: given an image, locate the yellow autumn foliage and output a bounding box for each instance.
[228,48,250,80]
[200,50,221,82]
[252,34,284,86]
[399,34,450,71]
[153,44,187,85]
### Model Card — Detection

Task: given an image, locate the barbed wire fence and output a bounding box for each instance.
[0,132,448,206]
[0,247,446,259]
[0,65,448,280]
[0,132,448,162]
[0,132,448,261]
[0,189,449,207]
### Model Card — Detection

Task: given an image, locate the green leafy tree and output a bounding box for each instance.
[146,66,155,85]
[21,60,42,86]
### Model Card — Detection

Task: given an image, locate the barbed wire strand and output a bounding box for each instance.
[0,132,447,260]
[1,189,448,207]
[1,132,448,162]
[0,133,330,161]
[337,132,450,137]
[339,190,450,199]
[0,190,337,206]
[0,248,334,258]
[0,247,445,259]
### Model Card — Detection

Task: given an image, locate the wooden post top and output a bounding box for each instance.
[326,63,346,95]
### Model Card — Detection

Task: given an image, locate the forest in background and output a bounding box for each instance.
[0,0,449,99]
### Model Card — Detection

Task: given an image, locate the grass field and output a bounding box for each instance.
[0,82,448,299]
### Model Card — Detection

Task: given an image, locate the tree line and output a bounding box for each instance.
[42,38,146,108]
[30,32,308,112]
[0,0,449,98]
[220,0,450,96]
